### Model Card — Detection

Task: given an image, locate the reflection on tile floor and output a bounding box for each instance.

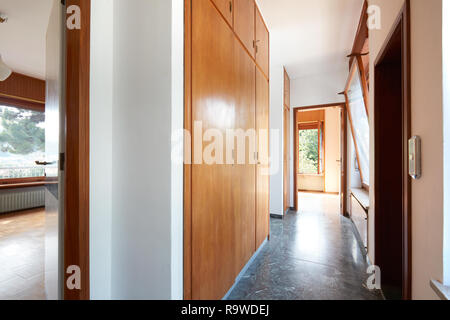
[0,208,45,300]
[227,192,383,300]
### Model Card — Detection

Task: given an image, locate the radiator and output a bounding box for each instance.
[0,186,45,214]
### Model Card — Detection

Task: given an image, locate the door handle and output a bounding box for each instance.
[35,161,56,166]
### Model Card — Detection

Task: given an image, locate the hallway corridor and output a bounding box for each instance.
[227,193,382,300]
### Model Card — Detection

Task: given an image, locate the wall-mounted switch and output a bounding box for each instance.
[409,136,421,179]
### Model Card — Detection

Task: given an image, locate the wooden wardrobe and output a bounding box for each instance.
[184,0,270,300]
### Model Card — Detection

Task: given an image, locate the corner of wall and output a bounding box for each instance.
[269,65,285,216]
[89,0,114,300]
[170,0,184,300]
[442,0,450,287]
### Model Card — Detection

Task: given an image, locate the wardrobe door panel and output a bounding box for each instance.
[234,0,255,58]
[212,0,233,26]
[256,68,270,248]
[232,39,256,276]
[255,7,269,77]
[192,0,236,300]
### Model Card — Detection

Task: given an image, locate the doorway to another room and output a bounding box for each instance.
[293,105,345,217]
[0,0,67,300]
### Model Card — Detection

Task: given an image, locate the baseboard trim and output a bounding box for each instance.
[298,190,339,195]
[222,238,268,300]
[270,214,283,219]
[348,216,368,257]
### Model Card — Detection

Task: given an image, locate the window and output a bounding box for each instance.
[298,122,324,175]
[346,59,370,187]
[0,105,45,179]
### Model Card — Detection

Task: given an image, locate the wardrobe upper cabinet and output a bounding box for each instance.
[234,0,255,58]
[212,0,233,26]
[255,7,269,78]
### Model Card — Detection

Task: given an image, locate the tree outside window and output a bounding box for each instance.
[298,122,323,175]
[0,105,45,179]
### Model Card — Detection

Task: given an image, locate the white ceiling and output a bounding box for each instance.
[257,0,364,79]
[0,0,54,80]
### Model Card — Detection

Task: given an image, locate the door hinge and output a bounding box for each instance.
[229,1,233,13]
[60,152,65,171]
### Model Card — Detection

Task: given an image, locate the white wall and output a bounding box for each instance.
[298,175,324,192]
[369,0,444,299]
[270,65,284,216]
[90,0,183,300]
[170,0,184,300]
[90,0,113,300]
[324,108,341,193]
[290,70,347,108]
[443,0,450,287]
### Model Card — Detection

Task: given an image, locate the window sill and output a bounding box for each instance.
[351,188,370,211]
[298,173,324,177]
[0,181,45,190]
[0,177,46,190]
[430,280,450,300]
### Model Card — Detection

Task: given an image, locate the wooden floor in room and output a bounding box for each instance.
[0,208,46,300]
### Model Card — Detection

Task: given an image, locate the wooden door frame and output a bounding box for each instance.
[373,1,411,300]
[293,103,346,213]
[64,0,91,300]
[183,0,192,300]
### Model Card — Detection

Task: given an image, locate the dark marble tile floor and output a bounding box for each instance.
[227,193,383,300]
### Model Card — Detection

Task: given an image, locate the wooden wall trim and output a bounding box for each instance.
[294,102,345,111]
[343,92,364,185]
[349,0,368,68]
[64,0,90,300]
[341,107,348,216]
[0,72,45,111]
[293,108,298,211]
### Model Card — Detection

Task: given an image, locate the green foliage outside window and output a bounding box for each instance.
[298,129,319,174]
[0,106,45,179]
[0,107,44,154]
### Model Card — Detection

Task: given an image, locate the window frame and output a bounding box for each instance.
[298,121,324,175]
[344,56,370,189]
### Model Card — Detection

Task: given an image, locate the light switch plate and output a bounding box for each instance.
[409,136,421,179]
